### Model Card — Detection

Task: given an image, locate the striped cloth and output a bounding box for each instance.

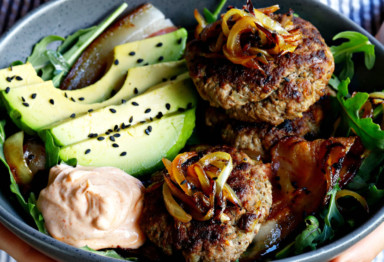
[0,0,383,262]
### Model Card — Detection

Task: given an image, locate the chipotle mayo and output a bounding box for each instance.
[37,164,145,250]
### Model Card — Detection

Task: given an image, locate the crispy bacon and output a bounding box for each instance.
[244,136,364,259]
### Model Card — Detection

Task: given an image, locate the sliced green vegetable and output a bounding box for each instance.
[0,120,46,233]
[330,31,375,80]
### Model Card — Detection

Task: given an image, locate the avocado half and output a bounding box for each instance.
[59,108,196,176]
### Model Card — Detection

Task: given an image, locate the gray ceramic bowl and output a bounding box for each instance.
[1,0,384,261]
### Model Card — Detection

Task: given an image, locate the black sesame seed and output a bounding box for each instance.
[31,93,37,99]
[156,112,163,119]
[129,51,136,56]
[166,103,171,110]
[148,125,152,132]
[150,117,153,121]
[134,88,138,94]
[22,102,29,107]
[114,133,121,138]
[162,78,167,82]
[140,120,146,124]
[120,152,127,156]
[177,38,182,44]
[64,92,68,98]
[88,133,98,138]
[85,149,91,154]
[132,101,139,106]
[97,136,105,141]
[112,143,119,148]
[110,136,116,142]
[170,75,177,80]
[88,109,94,113]
[178,107,186,112]
[70,113,76,118]
[6,76,14,82]
[21,96,25,102]
[105,132,110,135]
[5,87,10,94]
[114,125,119,131]
[145,108,151,114]
[49,99,55,105]
[158,56,164,62]
[78,97,85,101]
[27,154,35,160]
[144,63,149,66]
[71,97,76,102]
[114,59,119,65]
[145,129,150,135]
[108,129,113,133]
[180,180,187,185]
[110,108,117,113]
[156,42,163,47]
[121,99,127,104]
[137,58,144,63]
[121,123,127,129]
[129,116,133,123]
[15,76,23,81]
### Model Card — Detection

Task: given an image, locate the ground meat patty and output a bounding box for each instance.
[186,15,334,125]
[140,146,272,262]
[205,102,324,160]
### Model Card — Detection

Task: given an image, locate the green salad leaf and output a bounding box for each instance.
[38,130,60,168]
[294,216,322,253]
[330,31,375,80]
[203,0,227,23]
[81,246,138,261]
[336,79,384,150]
[0,120,47,234]
[27,3,128,87]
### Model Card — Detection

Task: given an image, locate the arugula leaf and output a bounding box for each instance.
[367,184,384,205]
[81,246,138,261]
[294,216,322,253]
[317,183,344,243]
[0,120,47,234]
[27,3,128,87]
[330,31,375,80]
[38,130,60,169]
[203,0,227,24]
[336,79,384,150]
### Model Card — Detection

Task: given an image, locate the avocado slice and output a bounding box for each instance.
[0,63,43,90]
[58,108,196,176]
[1,62,188,134]
[45,75,196,146]
[62,28,188,104]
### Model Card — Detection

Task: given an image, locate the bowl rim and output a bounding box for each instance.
[0,0,383,261]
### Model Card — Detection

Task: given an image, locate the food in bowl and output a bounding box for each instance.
[0,0,377,259]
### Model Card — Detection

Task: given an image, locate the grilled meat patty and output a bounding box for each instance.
[205,102,324,160]
[186,16,334,125]
[140,146,272,262]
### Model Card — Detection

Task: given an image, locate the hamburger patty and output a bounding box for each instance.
[186,15,334,125]
[205,102,324,160]
[140,146,272,262]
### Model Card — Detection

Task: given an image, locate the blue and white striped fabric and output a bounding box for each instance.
[0,0,383,262]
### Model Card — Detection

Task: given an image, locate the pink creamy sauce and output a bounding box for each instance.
[37,164,145,250]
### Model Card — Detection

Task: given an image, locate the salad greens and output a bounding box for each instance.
[0,121,46,233]
[27,3,128,87]
[81,246,138,261]
[330,31,375,82]
[203,0,227,23]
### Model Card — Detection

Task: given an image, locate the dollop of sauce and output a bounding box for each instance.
[37,164,145,250]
